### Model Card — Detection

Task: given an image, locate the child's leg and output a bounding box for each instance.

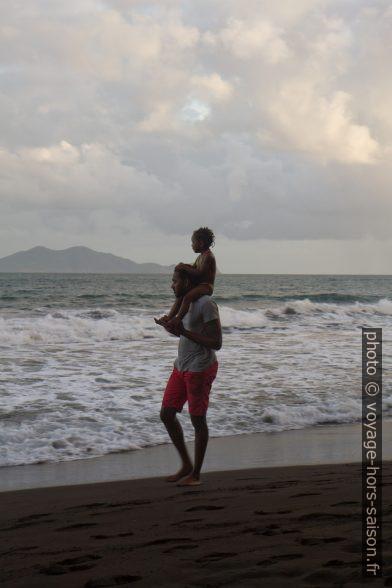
[161,297,182,322]
[176,284,213,321]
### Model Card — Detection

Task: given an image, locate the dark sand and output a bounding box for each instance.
[1,462,391,587]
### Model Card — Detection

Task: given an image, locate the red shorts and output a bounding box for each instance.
[162,361,218,416]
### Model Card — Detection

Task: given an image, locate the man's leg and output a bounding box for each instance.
[160,406,193,482]
[176,362,218,486]
[176,415,208,486]
[192,414,209,478]
[188,415,210,485]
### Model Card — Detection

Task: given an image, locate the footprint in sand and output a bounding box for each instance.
[258,553,303,566]
[3,520,48,530]
[331,501,359,507]
[170,518,204,526]
[266,481,298,490]
[18,513,51,521]
[291,493,321,498]
[66,500,151,513]
[91,535,110,540]
[109,499,151,507]
[163,544,199,553]
[196,520,243,530]
[57,523,98,531]
[91,531,134,541]
[196,551,237,563]
[141,537,193,547]
[1,513,54,531]
[300,537,320,546]
[39,554,102,575]
[85,575,142,587]
[298,511,353,522]
[185,505,224,512]
[65,503,109,511]
[300,536,345,546]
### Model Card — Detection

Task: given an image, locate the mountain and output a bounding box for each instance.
[0,246,175,274]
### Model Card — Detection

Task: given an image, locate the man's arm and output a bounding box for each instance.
[180,318,222,350]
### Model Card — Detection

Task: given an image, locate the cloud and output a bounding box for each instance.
[267,86,379,163]
[0,0,390,254]
[0,141,171,211]
[203,18,290,63]
[190,73,233,103]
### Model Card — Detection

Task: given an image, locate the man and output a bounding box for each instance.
[156,268,222,486]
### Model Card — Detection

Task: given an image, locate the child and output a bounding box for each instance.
[157,227,216,328]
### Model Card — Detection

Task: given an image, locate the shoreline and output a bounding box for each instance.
[2,420,392,493]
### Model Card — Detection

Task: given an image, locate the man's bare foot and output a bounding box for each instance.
[165,464,193,482]
[176,474,202,486]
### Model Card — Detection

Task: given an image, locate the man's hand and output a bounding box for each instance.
[154,315,169,326]
[155,316,182,337]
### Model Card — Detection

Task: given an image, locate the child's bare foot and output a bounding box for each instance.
[165,464,193,482]
[154,315,169,326]
[167,316,183,329]
[176,474,202,486]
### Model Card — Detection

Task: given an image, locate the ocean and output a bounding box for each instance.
[0,273,390,468]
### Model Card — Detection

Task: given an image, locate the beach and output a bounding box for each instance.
[2,421,392,493]
[1,452,390,586]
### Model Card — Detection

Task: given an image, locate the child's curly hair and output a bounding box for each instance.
[193,227,215,248]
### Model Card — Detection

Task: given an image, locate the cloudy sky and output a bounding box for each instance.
[1,0,391,273]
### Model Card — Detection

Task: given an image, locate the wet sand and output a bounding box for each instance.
[1,461,391,587]
[3,421,392,492]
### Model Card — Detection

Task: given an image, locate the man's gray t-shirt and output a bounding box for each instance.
[174,295,220,372]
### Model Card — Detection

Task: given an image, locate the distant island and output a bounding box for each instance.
[0,246,175,274]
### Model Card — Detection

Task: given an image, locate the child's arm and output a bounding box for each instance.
[155,298,182,325]
[166,297,182,320]
[176,264,201,277]
[176,255,215,281]
[175,262,196,270]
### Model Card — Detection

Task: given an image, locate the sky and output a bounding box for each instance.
[0,0,391,273]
